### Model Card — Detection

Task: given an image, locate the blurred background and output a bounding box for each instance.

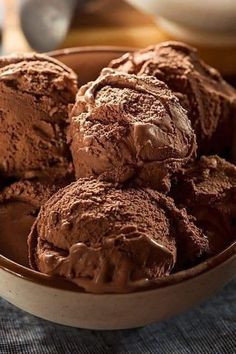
[1,0,236,78]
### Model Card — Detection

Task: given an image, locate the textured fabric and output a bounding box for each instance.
[0,279,235,354]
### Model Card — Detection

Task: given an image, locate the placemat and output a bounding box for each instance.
[0,279,235,354]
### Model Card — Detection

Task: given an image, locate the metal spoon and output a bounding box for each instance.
[19,0,79,52]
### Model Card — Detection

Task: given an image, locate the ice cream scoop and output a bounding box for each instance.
[68,69,196,192]
[0,53,78,181]
[28,178,208,293]
[0,180,60,266]
[171,155,236,255]
[19,0,78,52]
[109,42,236,156]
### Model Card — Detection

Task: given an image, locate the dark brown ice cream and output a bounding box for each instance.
[171,155,236,255]
[68,69,196,192]
[110,42,236,156]
[0,180,60,266]
[0,53,78,180]
[28,178,208,293]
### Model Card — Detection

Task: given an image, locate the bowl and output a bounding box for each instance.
[126,0,236,46]
[0,47,236,330]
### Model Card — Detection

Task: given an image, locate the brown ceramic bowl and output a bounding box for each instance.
[0,47,236,330]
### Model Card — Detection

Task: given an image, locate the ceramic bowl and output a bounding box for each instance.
[0,47,236,330]
[126,0,236,46]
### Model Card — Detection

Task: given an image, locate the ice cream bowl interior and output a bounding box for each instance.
[0,47,236,330]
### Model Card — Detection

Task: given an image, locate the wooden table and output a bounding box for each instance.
[3,0,236,75]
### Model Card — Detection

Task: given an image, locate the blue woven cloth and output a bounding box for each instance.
[0,279,235,354]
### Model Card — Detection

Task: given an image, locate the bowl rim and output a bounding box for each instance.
[1,242,235,294]
[0,46,236,295]
[47,45,136,59]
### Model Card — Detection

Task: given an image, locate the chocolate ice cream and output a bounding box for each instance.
[110,42,236,156]
[0,180,60,266]
[68,69,196,192]
[171,155,236,255]
[28,178,208,293]
[0,53,78,180]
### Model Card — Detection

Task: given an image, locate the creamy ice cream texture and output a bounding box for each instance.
[0,53,78,180]
[109,42,236,156]
[0,180,60,266]
[0,44,234,294]
[28,178,208,293]
[171,155,236,255]
[69,69,196,192]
